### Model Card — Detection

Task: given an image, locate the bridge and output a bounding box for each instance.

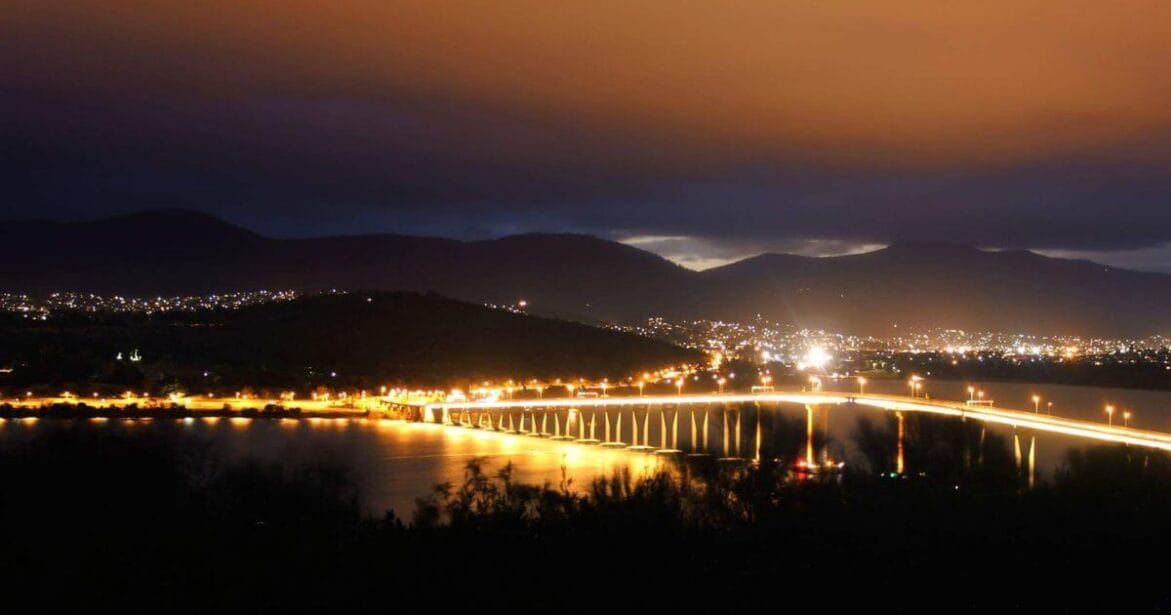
[419,391,1171,485]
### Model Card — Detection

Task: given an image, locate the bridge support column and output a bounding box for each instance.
[627,406,654,452]
[702,407,709,453]
[735,405,742,457]
[722,406,730,457]
[690,408,698,451]
[805,404,816,465]
[896,411,905,476]
[754,402,762,464]
[672,406,679,449]
[601,410,625,447]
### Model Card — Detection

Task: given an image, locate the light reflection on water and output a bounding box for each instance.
[821,378,1171,475]
[2,380,1169,515]
[0,416,667,515]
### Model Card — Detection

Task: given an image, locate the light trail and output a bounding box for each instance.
[424,391,1171,452]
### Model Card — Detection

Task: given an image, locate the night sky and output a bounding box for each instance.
[5,2,1171,270]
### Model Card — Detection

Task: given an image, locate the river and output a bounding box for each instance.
[2,379,1169,515]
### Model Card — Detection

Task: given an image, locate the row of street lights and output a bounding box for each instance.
[627,373,1134,431]
[1104,404,1133,428]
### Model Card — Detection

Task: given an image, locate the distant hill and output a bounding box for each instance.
[0,291,702,389]
[697,242,1171,336]
[2,210,1170,336]
[0,210,695,321]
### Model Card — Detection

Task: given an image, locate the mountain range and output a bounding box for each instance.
[2,210,1169,336]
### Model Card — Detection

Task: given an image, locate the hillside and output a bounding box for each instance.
[0,291,701,391]
[698,241,1171,336]
[0,210,694,321]
[2,211,1170,336]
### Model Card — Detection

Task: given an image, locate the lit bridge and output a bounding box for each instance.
[415,391,1171,483]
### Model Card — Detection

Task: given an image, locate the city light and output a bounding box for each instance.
[800,346,832,370]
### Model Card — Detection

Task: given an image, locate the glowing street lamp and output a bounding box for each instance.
[909,375,923,398]
[638,380,645,397]
[968,386,976,402]
[676,378,684,396]
[718,377,727,395]
[1032,395,1041,414]
[600,382,609,398]
[1106,405,1115,426]
[857,376,867,395]
[1124,410,1132,428]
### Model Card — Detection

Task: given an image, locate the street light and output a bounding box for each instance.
[857,376,867,395]
[1124,410,1132,428]
[600,382,609,397]
[676,378,684,396]
[968,386,976,402]
[1106,405,1114,426]
[1047,401,1053,415]
[1032,395,1041,414]
[718,377,727,395]
[909,376,922,398]
[638,380,645,397]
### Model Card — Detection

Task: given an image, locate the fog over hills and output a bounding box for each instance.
[3,210,1169,336]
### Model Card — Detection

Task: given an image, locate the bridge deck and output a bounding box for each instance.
[421,391,1171,451]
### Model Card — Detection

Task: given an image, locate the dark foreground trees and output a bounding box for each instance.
[2,424,1171,612]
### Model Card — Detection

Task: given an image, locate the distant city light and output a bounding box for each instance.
[800,346,832,370]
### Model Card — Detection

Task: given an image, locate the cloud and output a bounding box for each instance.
[1037,244,1171,274]
[615,234,887,271]
[3,2,1171,271]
